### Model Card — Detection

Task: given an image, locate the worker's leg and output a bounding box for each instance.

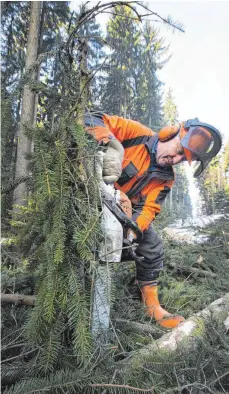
[132,212,184,328]
[132,212,163,281]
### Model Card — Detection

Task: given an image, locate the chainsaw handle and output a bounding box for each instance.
[102,195,143,240]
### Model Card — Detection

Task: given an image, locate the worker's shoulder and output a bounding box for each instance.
[104,114,154,136]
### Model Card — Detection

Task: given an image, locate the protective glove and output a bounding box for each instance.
[126,228,144,263]
[103,138,124,183]
[127,229,137,243]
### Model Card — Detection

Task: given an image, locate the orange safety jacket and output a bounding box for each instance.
[85,113,175,232]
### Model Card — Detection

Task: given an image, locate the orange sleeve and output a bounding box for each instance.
[86,125,115,144]
[103,115,154,142]
[135,180,174,232]
[86,114,154,144]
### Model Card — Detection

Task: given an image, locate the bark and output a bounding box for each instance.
[115,319,156,334]
[1,293,36,306]
[76,37,89,124]
[169,187,173,210]
[168,261,217,278]
[13,1,42,208]
[126,292,229,367]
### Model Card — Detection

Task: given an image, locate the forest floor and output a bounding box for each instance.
[108,215,229,392]
[113,215,229,326]
[1,215,229,393]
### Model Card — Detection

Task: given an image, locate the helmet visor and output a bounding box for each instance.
[181,126,213,162]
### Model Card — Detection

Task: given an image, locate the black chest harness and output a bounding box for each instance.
[116,134,174,199]
[84,113,175,199]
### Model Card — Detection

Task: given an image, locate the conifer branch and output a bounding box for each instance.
[90,383,154,392]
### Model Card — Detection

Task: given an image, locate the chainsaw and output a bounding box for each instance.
[91,152,142,343]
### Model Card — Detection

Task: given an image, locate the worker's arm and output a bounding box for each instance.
[103,114,154,142]
[85,114,153,183]
[86,114,153,144]
[134,180,174,232]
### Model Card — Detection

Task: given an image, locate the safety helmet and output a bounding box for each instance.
[180,118,222,177]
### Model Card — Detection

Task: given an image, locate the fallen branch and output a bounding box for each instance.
[90,383,154,392]
[1,293,36,306]
[168,262,217,277]
[115,318,156,334]
[178,265,216,278]
[187,266,216,277]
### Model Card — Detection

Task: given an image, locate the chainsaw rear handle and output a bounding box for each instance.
[122,238,144,262]
[102,191,143,241]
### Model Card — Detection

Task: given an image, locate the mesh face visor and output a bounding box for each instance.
[181,126,213,158]
[180,123,222,177]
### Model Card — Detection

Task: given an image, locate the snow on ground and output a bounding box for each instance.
[172,214,228,229]
[163,214,229,244]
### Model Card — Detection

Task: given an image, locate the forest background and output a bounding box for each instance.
[1,1,229,393]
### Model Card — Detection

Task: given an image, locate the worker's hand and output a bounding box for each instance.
[103,139,124,183]
[127,229,137,244]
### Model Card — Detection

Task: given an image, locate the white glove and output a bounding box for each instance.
[103,139,124,183]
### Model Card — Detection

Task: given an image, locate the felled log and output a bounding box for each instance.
[1,293,36,306]
[127,292,229,366]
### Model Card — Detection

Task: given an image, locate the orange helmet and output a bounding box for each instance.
[179,119,222,177]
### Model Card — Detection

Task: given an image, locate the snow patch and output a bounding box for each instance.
[172,214,228,229]
[163,214,228,244]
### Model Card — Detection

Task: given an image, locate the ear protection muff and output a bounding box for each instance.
[158,125,180,141]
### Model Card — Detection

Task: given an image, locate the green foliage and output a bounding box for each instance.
[99,7,167,129]
[2,6,103,382]
[1,1,71,232]
[161,90,192,221]
[1,94,17,228]
[123,317,229,394]
[1,2,229,393]
[17,117,101,372]
[133,22,169,130]
[1,1,30,90]
[197,149,229,215]
[163,88,179,125]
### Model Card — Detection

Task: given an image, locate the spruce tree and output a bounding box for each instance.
[100,5,141,117]
[132,21,170,130]
[197,151,229,215]
[163,88,179,125]
[3,3,228,394]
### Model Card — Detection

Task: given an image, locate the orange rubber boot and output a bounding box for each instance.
[140,284,185,329]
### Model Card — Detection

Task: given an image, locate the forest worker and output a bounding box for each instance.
[86,113,222,329]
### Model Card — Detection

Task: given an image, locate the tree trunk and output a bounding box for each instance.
[169,187,173,211]
[76,37,89,125]
[123,94,127,118]
[13,1,42,208]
